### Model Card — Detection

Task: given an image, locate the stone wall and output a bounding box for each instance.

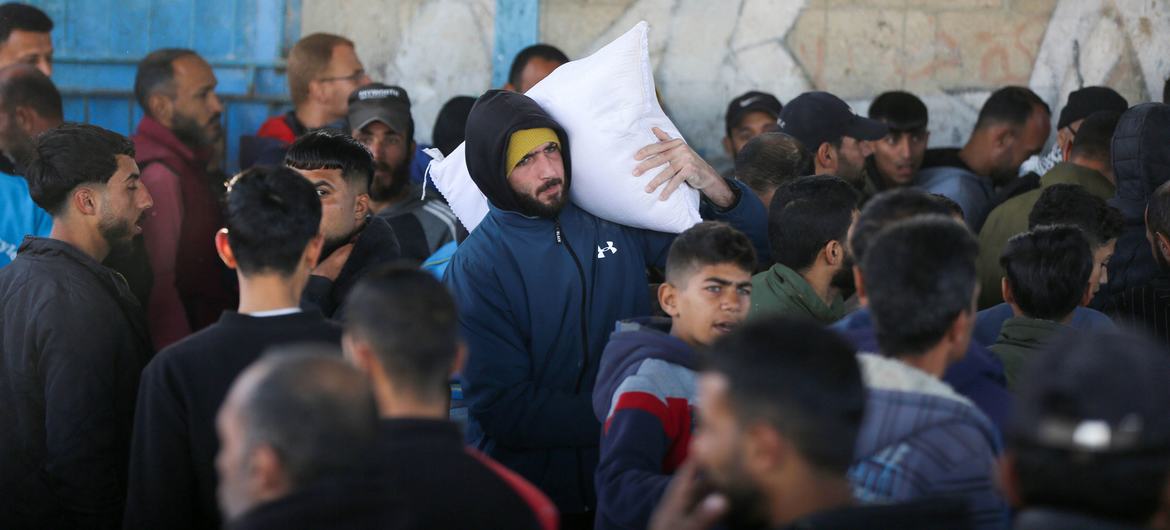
[304,0,1169,169]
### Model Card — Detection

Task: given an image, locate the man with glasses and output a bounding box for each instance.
[246,33,372,167]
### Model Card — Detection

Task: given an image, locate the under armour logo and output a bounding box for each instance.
[597,241,618,259]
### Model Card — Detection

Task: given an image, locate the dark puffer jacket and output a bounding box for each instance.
[0,237,152,529]
[1103,103,1170,304]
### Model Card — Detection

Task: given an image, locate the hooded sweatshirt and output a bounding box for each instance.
[592,318,698,530]
[444,90,767,514]
[850,353,1007,530]
[1104,103,1170,305]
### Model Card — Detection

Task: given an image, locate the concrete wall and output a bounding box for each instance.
[304,0,1169,170]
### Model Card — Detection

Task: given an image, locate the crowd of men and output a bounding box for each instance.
[2,2,1170,529]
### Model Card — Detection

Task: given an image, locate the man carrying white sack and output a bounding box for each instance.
[444,89,767,530]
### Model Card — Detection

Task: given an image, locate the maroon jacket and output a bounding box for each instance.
[133,117,236,349]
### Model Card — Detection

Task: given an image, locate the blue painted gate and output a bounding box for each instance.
[26,0,301,174]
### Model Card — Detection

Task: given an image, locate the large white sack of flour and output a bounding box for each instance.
[425,21,702,233]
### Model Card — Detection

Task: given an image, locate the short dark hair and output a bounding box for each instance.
[1011,332,1170,524]
[850,188,951,264]
[1028,183,1123,247]
[706,318,865,475]
[1148,181,1170,239]
[930,193,964,218]
[238,349,377,492]
[0,64,60,120]
[974,86,1051,131]
[664,221,756,286]
[868,91,928,132]
[863,216,978,358]
[0,3,52,43]
[224,166,322,276]
[285,129,374,194]
[1068,110,1122,161]
[734,132,813,196]
[134,48,198,115]
[25,123,134,215]
[1001,225,1092,320]
[768,175,859,272]
[432,95,476,157]
[343,266,458,403]
[507,44,568,88]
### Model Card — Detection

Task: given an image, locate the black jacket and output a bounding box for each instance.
[227,474,416,530]
[123,310,341,530]
[1104,103,1170,305]
[776,497,971,530]
[0,237,152,529]
[301,216,402,319]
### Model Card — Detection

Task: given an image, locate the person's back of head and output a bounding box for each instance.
[285,128,374,196]
[734,132,812,207]
[862,216,978,360]
[25,122,135,216]
[660,222,756,348]
[432,95,476,157]
[1029,184,1124,247]
[343,266,459,408]
[1000,225,1093,322]
[693,318,864,528]
[0,3,52,75]
[506,43,568,93]
[1067,110,1122,177]
[1007,331,1170,526]
[849,188,952,265]
[221,166,322,278]
[0,63,60,164]
[217,349,377,521]
[768,174,859,273]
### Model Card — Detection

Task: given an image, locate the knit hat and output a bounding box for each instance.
[1058,86,1129,130]
[506,128,559,175]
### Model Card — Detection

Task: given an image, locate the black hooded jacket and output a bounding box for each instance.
[301,215,402,319]
[1104,103,1170,304]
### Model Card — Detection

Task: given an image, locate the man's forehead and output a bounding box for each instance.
[3,29,51,50]
[292,166,345,185]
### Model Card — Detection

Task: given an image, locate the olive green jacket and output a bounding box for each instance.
[988,316,1070,389]
[749,263,844,324]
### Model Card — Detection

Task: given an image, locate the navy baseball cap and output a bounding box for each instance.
[778,91,888,151]
[725,91,782,136]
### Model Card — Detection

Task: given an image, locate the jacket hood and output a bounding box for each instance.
[592,317,698,420]
[464,89,572,214]
[1109,103,1170,222]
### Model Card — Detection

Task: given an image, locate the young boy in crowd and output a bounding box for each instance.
[592,222,756,530]
[992,225,1093,388]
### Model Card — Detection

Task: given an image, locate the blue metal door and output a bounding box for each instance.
[26,0,301,174]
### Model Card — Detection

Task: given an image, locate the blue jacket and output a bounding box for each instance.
[0,171,51,267]
[915,165,995,232]
[592,318,697,530]
[444,90,767,514]
[831,308,1012,434]
[851,354,1007,530]
[974,302,1115,348]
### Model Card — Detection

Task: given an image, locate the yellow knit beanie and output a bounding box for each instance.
[506,128,560,175]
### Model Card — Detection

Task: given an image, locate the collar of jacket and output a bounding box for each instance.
[757,262,844,322]
[133,115,212,167]
[1041,161,1115,199]
[856,352,971,407]
[997,316,1068,347]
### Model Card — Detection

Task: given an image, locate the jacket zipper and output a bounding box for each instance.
[555,217,593,513]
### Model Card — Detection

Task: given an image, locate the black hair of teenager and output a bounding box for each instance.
[664,221,756,286]
[930,193,964,218]
[868,90,928,132]
[284,129,375,193]
[1068,110,1121,161]
[432,95,476,157]
[0,3,52,43]
[1000,225,1093,321]
[974,86,1051,130]
[507,44,568,88]
[1148,181,1170,241]
[0,64,60,120]
[224,166,322,276]
[133,48,198,115]
[849,188,951,263]
[705,317,865,475]
[1028,183,1123,247]
[25,122,134,215]
[768,174,859,272]
[862,215,978,358]
[1010,332,1170,525]
[343,265,458,402]
[734,132,813,196]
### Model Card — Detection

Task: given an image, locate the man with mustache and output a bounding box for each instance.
[132,48,237,349]
[348,84,459,262]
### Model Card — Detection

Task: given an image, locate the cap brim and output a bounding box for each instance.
[348,106,410,138]
[845,116,890,141]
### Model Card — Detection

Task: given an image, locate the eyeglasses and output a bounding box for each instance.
[317,69,366,84]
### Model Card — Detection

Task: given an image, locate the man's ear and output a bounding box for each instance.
[304,233,324,269]
[249,444,290,504]
[1157,232,1170,264]
[1001,277,1013,306]
[659,282,680,318]
[354,192,370,220]
[343,333,380,376]
[451,341,468,376]
[825,240,844,267]
[72,186,100,217]
[743,423,784,477]
[13,105,35,135]
[852,266,867,307]
[215,229,237,269]
[816,142,836,171]
[147,92,175,127]
[993,124,1016,148]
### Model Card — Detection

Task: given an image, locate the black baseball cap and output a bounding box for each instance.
[725,91,782,136]
[778,91,888,150]
[347,83,414,138]
[1058,86,1128,130]
[1011,331,1170,454]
